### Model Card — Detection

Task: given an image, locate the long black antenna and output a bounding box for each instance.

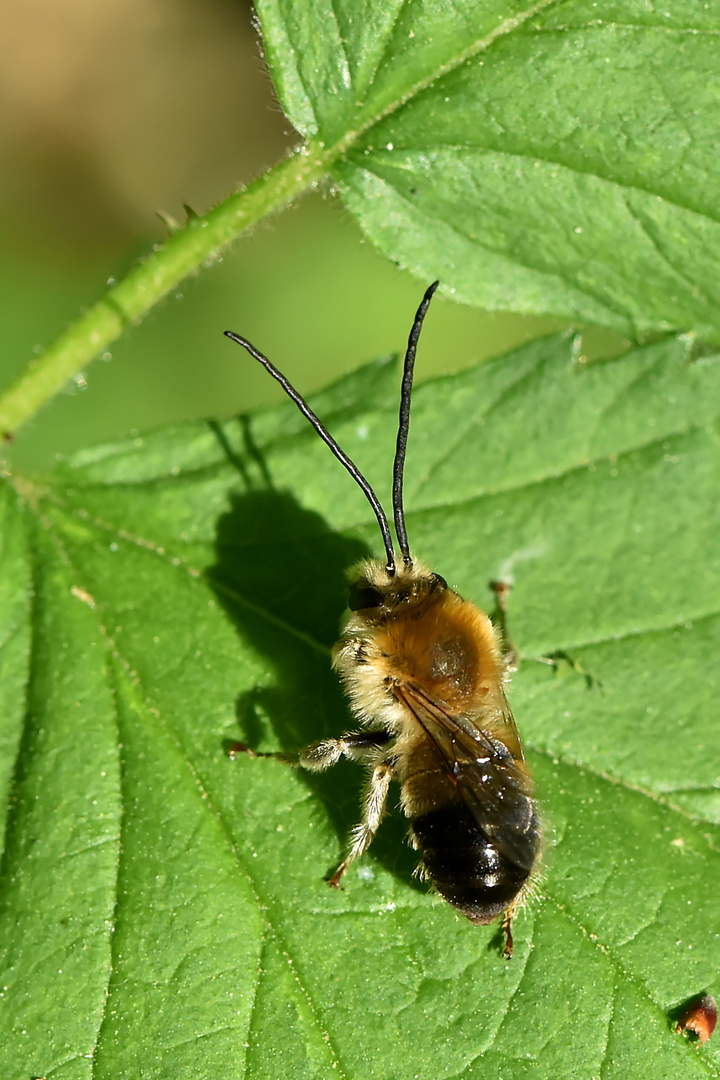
[392,281,440,567]
[224,330,398,573]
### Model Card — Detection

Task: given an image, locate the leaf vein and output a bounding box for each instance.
[336,0,564,150]
[533,19,720,37]
[357,140,720,242]
[35,520,124,1078]
[327,0,353,97]
[355,159,622,319]
[621,195,715,305]
[530,741,720,842]
[103,642,348,1077]
[360,0,408,101]
[542,891,720,1080]
[39,492,331,656]
[402,411,720,528]
[598,977,617,1080]
[412,341,559,503]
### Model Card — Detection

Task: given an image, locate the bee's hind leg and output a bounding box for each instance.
[325,752,396,888]
[501,909,515,959]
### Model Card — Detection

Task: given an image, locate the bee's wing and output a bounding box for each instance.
[468,682,526,761]
[396,682,537,871]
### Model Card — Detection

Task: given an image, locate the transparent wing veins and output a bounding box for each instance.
[395,681,536,869]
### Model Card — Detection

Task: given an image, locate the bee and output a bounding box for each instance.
[225,282,540,956]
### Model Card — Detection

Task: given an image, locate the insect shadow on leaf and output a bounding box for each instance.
[205,445,424,889]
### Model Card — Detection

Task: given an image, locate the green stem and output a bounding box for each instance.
[0,144,329,438]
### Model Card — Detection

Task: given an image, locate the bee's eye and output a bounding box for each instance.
[349,584,385,611]
[433,574,448,591]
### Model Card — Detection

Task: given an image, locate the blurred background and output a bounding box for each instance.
[0,0,623,474]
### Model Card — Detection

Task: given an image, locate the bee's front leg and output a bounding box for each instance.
[226,728,392,766]
[299,729,393,770]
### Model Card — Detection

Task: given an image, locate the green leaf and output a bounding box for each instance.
[0,502,121,1078]
[258,0,720,339]
[1,332,719,1076]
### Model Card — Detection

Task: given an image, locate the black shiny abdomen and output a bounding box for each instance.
[411,802,540,924]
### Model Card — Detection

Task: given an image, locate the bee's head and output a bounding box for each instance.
[347,558,448,617]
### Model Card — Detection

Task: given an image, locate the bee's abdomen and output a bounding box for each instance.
[411,802,539,924]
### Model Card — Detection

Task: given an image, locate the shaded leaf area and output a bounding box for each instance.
[1,335,720,1076]
[258,0,720,338]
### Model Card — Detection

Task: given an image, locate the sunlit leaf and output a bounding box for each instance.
[258,0,720,339]
[1,332,719,1076]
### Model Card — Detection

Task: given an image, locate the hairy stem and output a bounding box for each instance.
[0,144,329,439]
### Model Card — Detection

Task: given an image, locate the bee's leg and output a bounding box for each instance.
[540,650,603,692]
[489,579,519,672]
[226,729,391,766]
[298,729,393,770]
[234,730,395,887]
[500,886,531,958]
[225,741,298,764]
[501,909,515,959]
[327,755,396,888]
